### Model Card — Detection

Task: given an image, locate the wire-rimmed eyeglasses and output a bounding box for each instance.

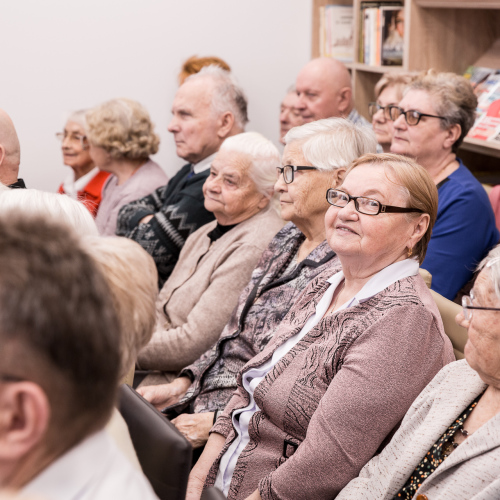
[462,289,500,321]
[55,131,88,149]
[368,102,392,120]
[325,188,424,216]
[388,105,447,126]
[276,165,318,184]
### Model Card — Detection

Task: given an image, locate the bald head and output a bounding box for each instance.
[0,109,20,186]
[295,58,353,122]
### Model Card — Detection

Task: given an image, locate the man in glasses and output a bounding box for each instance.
[0,108,24,189]
[0,214,158,499]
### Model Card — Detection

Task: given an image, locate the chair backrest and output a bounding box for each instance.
[202,487,227,500]
[118,384,192,500]
[430,289,468,360]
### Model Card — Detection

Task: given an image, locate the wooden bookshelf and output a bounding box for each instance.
[312,0,500,178]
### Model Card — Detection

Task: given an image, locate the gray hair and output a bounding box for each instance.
[405,71,477,153]
[478,245,500,302]
[186,65,249,130]
[65,109,89,129]
[219,132,280,211]
[0,189,98,236]
[284,118,378,170]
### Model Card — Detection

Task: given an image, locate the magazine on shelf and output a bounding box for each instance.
[319,5,354,62]
[381,6,404,66]
[468,100,500,142]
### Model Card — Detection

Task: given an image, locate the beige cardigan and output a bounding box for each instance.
[137,208,283,373]
[338,360,500,500]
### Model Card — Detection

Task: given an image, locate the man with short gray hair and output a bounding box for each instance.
[117,66,247,286]
[0,214,158,499]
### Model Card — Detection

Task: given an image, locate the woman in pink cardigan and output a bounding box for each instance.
[187,153,455,500]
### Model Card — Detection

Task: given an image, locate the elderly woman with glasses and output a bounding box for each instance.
[86,98,168,236]
[337,245,500,500]
[186,153,455,500]
[56,110,110,216]
[388,70,499,300]
[368,72,419,153]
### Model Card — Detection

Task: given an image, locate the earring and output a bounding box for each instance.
[407,247,413,258]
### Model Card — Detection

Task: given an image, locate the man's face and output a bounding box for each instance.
[280,92,304,144]
[296,65,345,122]
[168,79,224,164]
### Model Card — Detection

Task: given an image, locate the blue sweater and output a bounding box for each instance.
[422,160,499,300]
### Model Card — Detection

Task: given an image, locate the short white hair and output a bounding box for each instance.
[65,109,89,129]
[219,132,280,211]
[478,244,500,302]
[284,118,378,171]
[0,189,98,236]
[186,65,249,130]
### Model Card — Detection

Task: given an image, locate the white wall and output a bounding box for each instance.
[1,0,312,191]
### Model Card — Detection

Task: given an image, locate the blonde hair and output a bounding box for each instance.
[347,153,438,264]
[406,70,477,153]
[86,98,160,160]
[374,71,421,100]
[82,237,158,379]
[179,55,231,85]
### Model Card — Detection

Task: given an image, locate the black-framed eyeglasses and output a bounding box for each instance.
[277,165,318,184]
[368,102,392,120]
[55,131,88,149]
[325,188,424,216]
[462,289,500,321]
[388,105,447,126]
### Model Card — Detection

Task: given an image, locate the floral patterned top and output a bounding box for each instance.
[393,391,484,499]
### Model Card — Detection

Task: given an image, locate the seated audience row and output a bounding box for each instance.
[139,118,376,451]
[137,132,283,380]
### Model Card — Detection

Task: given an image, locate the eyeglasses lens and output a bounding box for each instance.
[462,295,472,321]
[284,166,293,184]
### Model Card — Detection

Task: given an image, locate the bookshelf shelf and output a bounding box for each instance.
[312,0,500,178]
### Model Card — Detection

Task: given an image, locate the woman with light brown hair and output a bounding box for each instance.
[368,72,419,153]
[186,153,454,500]
[86,98,168,236]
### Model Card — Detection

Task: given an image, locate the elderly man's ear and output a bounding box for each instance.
[216,112,236,139]
[337,87,352,116]
[0,383,50,462]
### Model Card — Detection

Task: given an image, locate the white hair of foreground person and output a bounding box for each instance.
[285,117,378,171]
[219,131,280,210]
[0,189,98,236]
[479,244,500,301]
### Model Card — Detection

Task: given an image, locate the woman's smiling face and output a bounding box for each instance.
[325,163,417,270]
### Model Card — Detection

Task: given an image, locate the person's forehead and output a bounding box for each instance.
[282,92,299,108]
[400,89,436,112]
[342,164,399,197]
[64,121,85,133]
[174,79,213,109]
[213,149,251,175]
[282,141,307,164]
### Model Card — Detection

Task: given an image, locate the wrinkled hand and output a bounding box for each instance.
[172,412,214,449]
[137,376,191,410]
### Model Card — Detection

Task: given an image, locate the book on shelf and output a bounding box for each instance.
[319,4,354,62]
[468,100,500,142]
[360,2,403,67]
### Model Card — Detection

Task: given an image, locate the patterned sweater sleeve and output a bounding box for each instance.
[117,183,214,286]
[258,303,450,500]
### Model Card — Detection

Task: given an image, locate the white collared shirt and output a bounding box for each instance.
[22,429,158,500]
[61,166,100,199]
[192,152,217,175]
[215,258,419,495]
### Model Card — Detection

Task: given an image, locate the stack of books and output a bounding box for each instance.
[318,4,354,63]
[360,2,404,66]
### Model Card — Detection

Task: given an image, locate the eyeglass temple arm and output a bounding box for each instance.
[380,206,424,214]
